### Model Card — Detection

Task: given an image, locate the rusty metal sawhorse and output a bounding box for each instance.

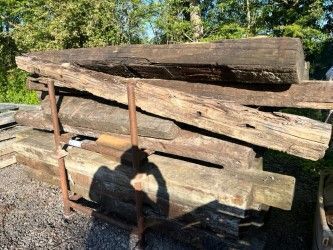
[47,81,145,244]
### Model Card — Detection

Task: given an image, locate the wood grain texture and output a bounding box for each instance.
[0,153,16,169]
[0,126,31,141]
[137,79,333,110]
[41,95,180,140]
[14,110,257,169]
[17,154,245,238]
[18,155,270,245]
[16,57,332,160]
[14,129,295,211]
[26,37,305,84]
[0,111,16,126]
[29,77,333,109]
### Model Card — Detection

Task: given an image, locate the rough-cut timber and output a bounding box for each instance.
[0,153,16,169]
[16,57,332,160]
[29,77,333,110]
[133,79,333,110]
[0,111,16,126]
[26,37,305,84]
[0,103,41,112]
[15,110,257,169]
[16,158,267,249]
[14,129,295,212]
[41,95,180,140]
[0,126,30,141]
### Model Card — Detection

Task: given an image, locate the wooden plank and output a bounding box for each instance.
[16,154,244,238]
[27,77,333,109]
[40,95,180,140]
[0,126,31,141]
[18,156,268,246]
[29,77,333,110]
[26,37,305,84]
[29,76,333,110]
[0,103,41,112]
[0,139,15,156]
[16,57,332,160]
[15,110,257,169]
[136,79,333,110]
[0,111,16,126]
[14,129,295,211]
[0,153,16,169]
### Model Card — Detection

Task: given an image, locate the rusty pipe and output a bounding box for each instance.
[127,83,145,242]
[47,81,71,216]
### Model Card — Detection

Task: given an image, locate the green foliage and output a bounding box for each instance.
[201,23,248,41]
[274,24,328,55]
[9,0,150,51]
[150,0,193,43]
[0,69,38,104]
[1,0,151,104]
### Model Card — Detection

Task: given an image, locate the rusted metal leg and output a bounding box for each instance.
[127,83,145,244]
[47,81,71,216]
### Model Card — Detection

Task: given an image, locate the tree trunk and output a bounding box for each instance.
[189,0,203,41]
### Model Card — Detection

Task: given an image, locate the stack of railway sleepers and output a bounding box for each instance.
[0,104,37,169]
[13,37,333,248]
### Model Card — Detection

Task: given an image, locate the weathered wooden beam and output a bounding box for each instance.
[15,110,257,169]
[14,129,295,211]
[26,37,305,84]
[0,126,30,141]
[0,153,16,169]
[41,95,180,140]
[0,138,15,156]
[139,79,333,110]
[16,154,244,238]
[16,156,267,249]
[29,77,333,110]
[0,103,41,112]
[0,111,16,126]
[16,57,332,160]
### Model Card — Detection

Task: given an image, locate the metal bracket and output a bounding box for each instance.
[46,81,145,242]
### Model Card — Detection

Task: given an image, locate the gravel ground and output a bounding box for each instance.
[0,160,318,249]
[0,164,190,249]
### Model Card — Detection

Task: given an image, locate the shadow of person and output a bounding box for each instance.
[84,147,169,249]
[83,147,266,249]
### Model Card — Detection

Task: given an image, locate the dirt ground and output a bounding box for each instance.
[0,156,319,249]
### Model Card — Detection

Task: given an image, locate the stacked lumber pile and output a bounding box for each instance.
[13,37,333,248]
[0,104,36,169]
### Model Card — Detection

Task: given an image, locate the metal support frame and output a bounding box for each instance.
[47,81,71,216]
[127,83,145,242]
[47,81,144,241]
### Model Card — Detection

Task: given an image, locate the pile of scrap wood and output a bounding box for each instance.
[13,37,333,248]
[0,104,37,169]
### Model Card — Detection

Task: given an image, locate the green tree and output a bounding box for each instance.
[0,0,150,103]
